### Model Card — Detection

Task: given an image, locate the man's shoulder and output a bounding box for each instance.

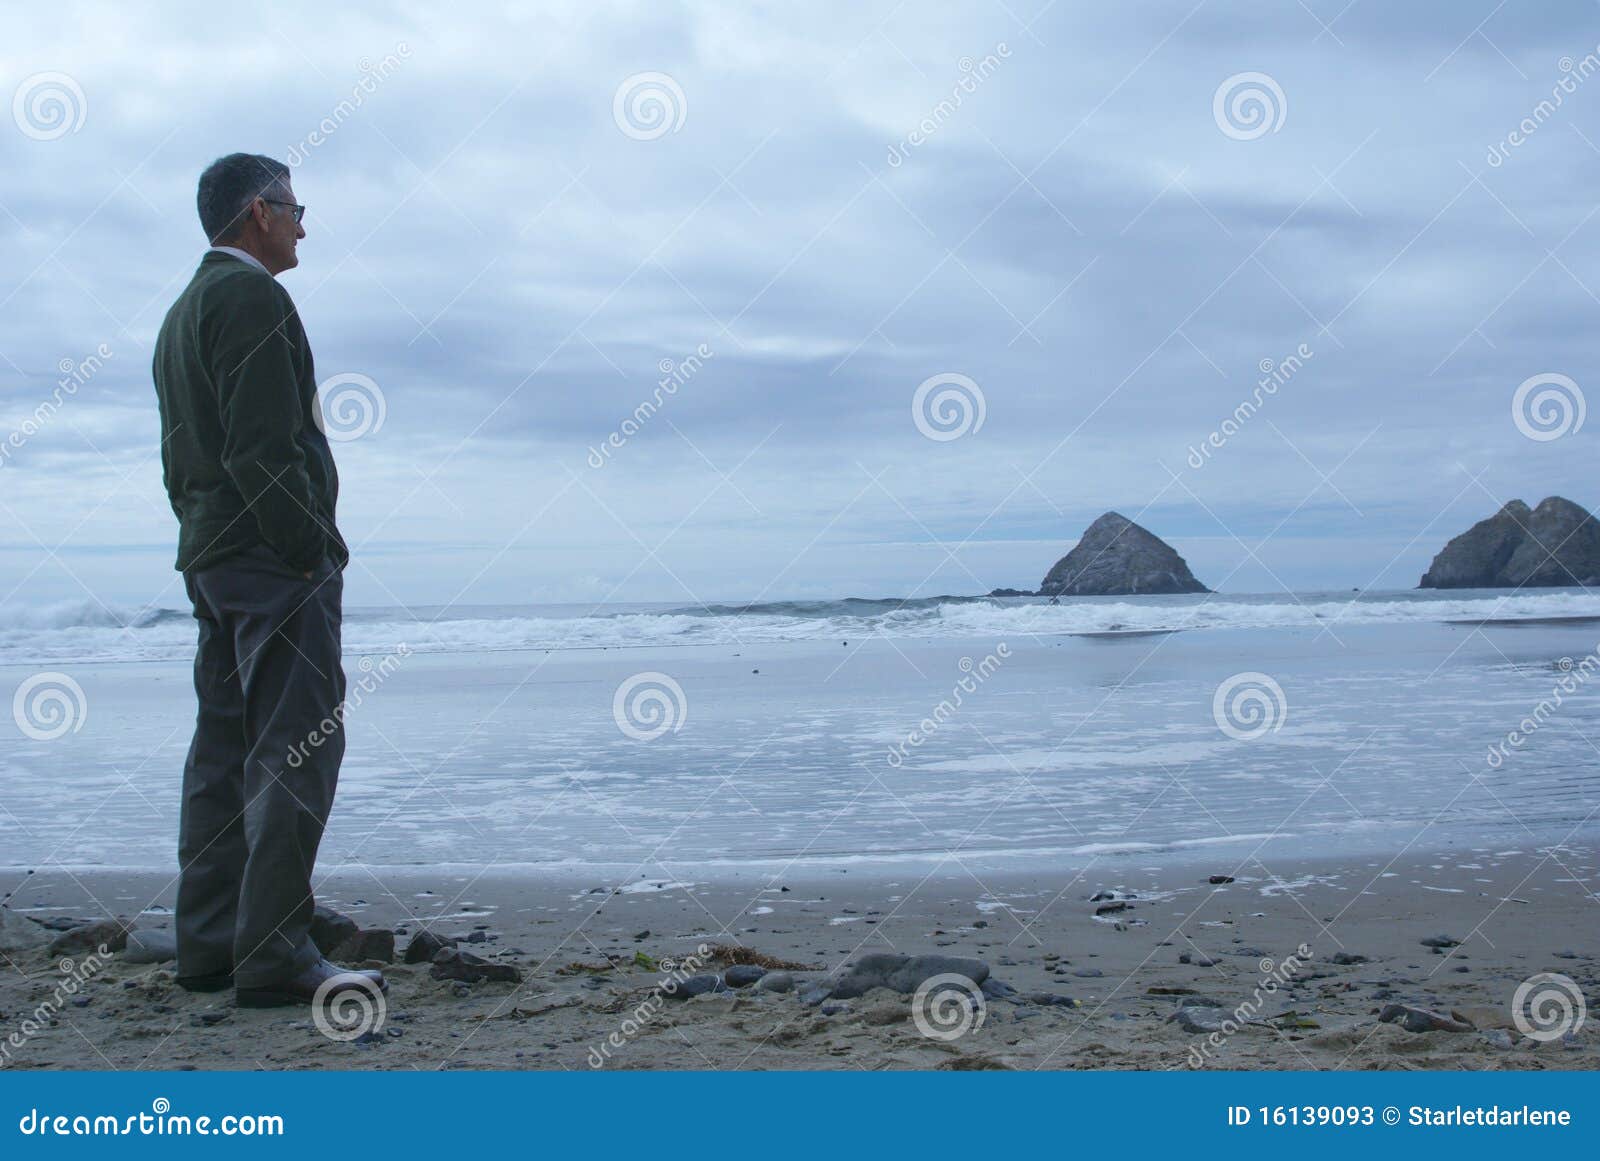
[189,258,298,330]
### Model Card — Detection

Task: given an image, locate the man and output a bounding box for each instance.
[152,153,382,1007]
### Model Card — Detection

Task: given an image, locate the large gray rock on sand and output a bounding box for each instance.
[0,907,50,953]
[828,953,991,999]
[1039,512,1209,596]
[1419,497,1600,588]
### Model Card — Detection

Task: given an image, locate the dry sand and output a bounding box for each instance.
[1,845,1596,1071]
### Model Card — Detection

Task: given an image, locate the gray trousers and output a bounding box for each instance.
[177,545,345,988]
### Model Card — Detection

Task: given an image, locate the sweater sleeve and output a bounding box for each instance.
[208,276,330,573]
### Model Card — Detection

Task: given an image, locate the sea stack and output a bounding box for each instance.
[1039,512,1210,596]
[1418,496,1600,589]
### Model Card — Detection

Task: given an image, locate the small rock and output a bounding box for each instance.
[756,971,794,994]
[123,929,177,964]
[1024,992,1080,1007]
[1094,901,1129,915]
[662,973,725,1000]
[429,947,521,984]
[1208,875,1235,885]
[333,928,395,963]
[403,930,456,964]
[632,930,650,941]
[1378,1003,1473,1033]
[1552,949,1578,960]
[310,905,359,956]
[1172,1006,1227,1033]
[1330,952,1369,965]
[1072,968,1104,978]
[1419,935,1459,949]
[48,918,131,958]
[722,964,767,989]
[1179,952,1218,967]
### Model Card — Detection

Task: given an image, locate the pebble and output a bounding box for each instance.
[722,964,767,989]
[1378,1003,1474,1033]
[663,973,725,1000]
[309,906,358,956]
[429,947,521,984]
[403,930,456,964]
[1172,1006,1227,1034]
[1329,952,1368,965]
[123,929,177,964]
[1419,935,1460,949]
[755,971,794,994]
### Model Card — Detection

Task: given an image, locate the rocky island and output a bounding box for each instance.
[1034,511,1210,596]
[1419,496,1600,589]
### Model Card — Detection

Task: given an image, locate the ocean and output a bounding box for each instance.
[3,588,1598,878]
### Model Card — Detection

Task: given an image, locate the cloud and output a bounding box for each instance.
[3,0,1598,608]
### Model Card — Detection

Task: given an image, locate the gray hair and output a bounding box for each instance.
[196,153,290,243]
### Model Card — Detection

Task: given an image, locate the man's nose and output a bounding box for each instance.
[296,220,306,240]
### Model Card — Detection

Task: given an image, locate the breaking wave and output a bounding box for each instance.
[3,589,1599,666]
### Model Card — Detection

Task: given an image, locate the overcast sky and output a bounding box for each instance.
[3,0,1598,612]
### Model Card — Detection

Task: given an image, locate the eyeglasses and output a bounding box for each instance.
[261,198,305,223]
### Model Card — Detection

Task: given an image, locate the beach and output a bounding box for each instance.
[3,590,1599,1069]
[1,849,1595,1071]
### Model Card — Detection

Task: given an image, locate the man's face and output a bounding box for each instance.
[256,180,305,274]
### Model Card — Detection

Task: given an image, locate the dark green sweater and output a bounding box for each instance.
[153,252,346,575]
